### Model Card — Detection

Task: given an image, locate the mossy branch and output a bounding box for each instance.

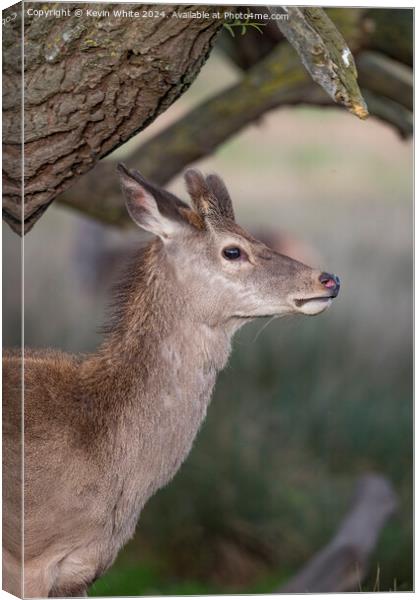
[270,6,368,119]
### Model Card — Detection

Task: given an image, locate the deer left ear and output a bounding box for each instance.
[184,169,235,225]
[118,164,181,240]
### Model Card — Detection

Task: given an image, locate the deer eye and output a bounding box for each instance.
[223,246,242,260]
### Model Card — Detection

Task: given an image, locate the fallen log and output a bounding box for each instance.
[279,474,398,593]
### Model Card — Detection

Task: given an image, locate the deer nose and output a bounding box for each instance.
[319,272,340,297]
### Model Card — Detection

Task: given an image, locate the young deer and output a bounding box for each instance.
[3,165,340,597]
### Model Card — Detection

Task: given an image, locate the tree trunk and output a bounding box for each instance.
[3,2,225,234]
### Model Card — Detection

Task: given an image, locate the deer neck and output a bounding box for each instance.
[76,241,235,541]
[82,240,233,419]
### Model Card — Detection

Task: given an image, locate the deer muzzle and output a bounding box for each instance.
[291,271,341,316]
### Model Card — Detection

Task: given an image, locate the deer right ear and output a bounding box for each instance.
[118,164,181,240]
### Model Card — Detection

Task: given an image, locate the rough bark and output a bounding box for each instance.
[3,2,225,234]
[2,3,24,236]
[279,474,398,593]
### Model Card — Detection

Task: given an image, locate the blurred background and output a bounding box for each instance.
[3,8,412,595]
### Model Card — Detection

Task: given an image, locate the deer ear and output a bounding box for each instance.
[184,169,211,219]
[118,164,181,239]
[184,168,223,223]
[184,169,235,225]
[206,174,235,221]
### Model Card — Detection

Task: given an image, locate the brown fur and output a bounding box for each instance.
[3,167,338,597]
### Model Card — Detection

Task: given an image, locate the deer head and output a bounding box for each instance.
[118,164,340,327]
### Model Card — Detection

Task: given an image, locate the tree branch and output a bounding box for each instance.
[361,91,413,139]
[357,51,412,111]
[270,7,368,119]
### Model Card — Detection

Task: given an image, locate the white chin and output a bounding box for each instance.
[297,298,332,316]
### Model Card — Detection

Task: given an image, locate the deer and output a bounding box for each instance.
[3,165,340,598]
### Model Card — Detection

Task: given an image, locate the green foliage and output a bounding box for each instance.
[89,562,292,597]
[223,12,266,37]
[89,563,221,596]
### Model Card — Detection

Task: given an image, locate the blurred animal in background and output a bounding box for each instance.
[3,166,340,597]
